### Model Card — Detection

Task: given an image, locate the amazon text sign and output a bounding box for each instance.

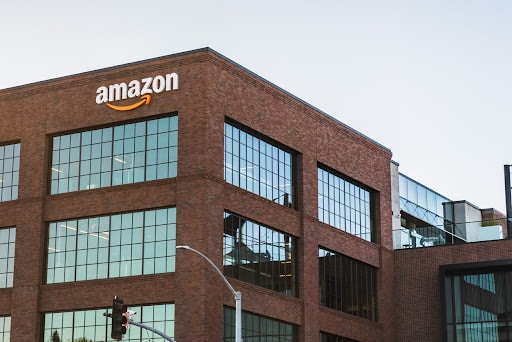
[96,72,178,111]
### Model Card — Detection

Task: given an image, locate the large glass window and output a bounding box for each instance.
[0,316,10,342]
[318,167,373,242]
[224,122,293,207]
[46,208,176,284]
[320,332,359,342]
[442,264,512,341]
[43,303,174,342]
[0,227,15,288]
[0,142,20,202]
[223,212,296,296]
[319,248,378,321]
[50,116,178,194]
[224,306,296,341]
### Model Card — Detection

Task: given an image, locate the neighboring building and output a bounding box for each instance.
[0,47,509,342]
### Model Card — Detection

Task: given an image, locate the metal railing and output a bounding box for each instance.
[393,218,507,250]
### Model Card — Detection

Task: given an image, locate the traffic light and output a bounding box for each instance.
[111,296,128,340]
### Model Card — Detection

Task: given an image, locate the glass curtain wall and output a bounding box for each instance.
[319,248,378,321]
[318,167,373,242]
[224,307,296,341]
[46,208,176,284]
[443,268,512,341]
[224,122,293,207]
[0,227,15,288]
[50,116,177,194]
[0,316,10,342]
[0,142,20,202]
[223,212,296,296]
[320,332,359,342]
[43,303,174,342]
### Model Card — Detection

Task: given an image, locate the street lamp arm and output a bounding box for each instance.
[176,245,242,342]
[176,245,237,297]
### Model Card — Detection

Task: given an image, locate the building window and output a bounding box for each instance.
[0,142,20,202]
[319,248,378,321]
[441,262,512,341]
[0,227,15,288]
[223,212,296,296]
[43,303,174,341]
[50,115,178,194]
[224,122,293,207]
[318,166,373,242]
[46,208,176,284]
[0,316,10,341]
[224,306,296,341]
[320,332,359,342]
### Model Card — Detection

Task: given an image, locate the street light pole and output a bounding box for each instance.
[176,245,242,342]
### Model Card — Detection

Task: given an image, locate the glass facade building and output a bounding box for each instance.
[442,263,512,342]
[50,116,178,194]
[0,142,19,202]
[224,122,294,207]
[0,227,15,288]
[43,303,174,342]
[46,208,176,284]
[319,248,378,321]
[224,307,296,342]
[318,167,373,242]
[0,316,10,342]
[223,212,296,296]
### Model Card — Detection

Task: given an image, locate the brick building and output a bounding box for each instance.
[0,47,508,342]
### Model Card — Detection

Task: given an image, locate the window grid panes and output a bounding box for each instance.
[0,227,15,288]
[320,331,359,342]
[0,143,20,202]
[50,116,178,194]
[0,316,10,342]
[223,212,296,296]
[46,208,176,284]
[318,167,373,242]
[43,303,174,342]
[319,248,378,322]
[224,122,293,207]
[224,306,296,341]
[444,269,512,341]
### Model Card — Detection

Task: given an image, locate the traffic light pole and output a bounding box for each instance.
[128,319,176,342]
[176,245,242,342]
[104,313,176,342]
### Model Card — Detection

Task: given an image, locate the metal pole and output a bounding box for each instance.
[128,319,176,342]
[103,313,176,342]
[176,245,242,342]
[505,165,512,238]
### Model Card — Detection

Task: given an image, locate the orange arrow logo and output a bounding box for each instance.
[106,94,152,111]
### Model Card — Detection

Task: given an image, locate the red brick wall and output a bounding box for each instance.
[395,239,512,341]
[0,48,394,341]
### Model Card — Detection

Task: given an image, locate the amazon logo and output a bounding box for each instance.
[96,72,178,111]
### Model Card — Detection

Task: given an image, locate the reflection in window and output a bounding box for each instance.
[46,208,176,284]
[0,142,20,202]
[0,316,10,341]
[0,227,15,288]
[224,122,293,207]
[318,167,373,242]
[223,212,296,296]
[443,267,512,341]
[224,306,296,341]
[399,173,449,227]
[319,248,378,321]
[50,116,178,194]
[43,303,174,342]
[320,332,359,342]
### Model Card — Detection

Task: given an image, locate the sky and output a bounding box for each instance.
[1,1,511,213]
